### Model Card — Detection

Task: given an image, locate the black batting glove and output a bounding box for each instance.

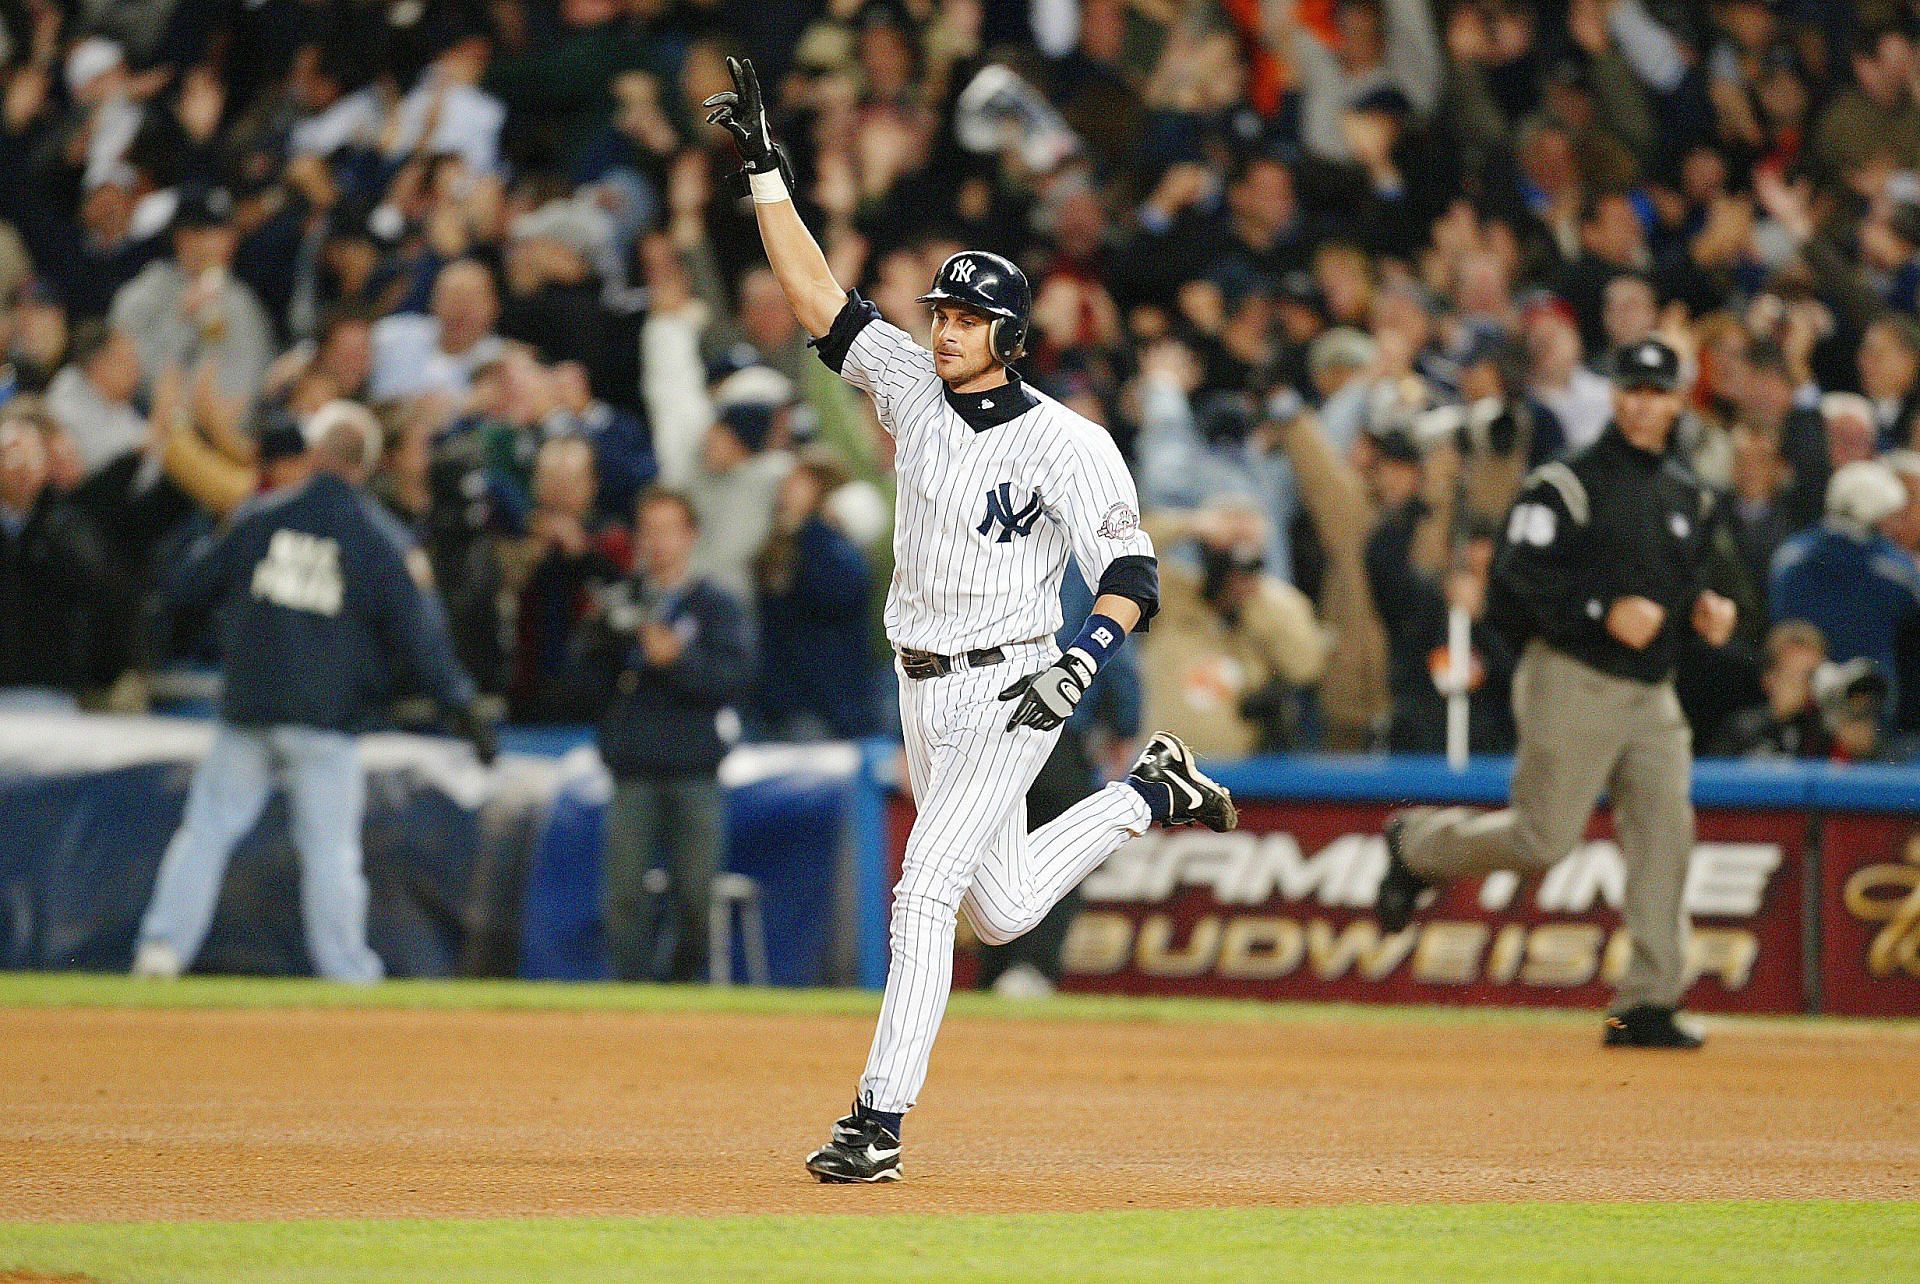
[998,653,1095,733]
[703,56,778,173]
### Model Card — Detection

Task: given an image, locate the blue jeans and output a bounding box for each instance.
[139,724,383,983]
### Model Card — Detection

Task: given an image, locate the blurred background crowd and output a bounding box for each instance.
[4,0,1920,767]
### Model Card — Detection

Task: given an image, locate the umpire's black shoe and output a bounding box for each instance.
[806,1107,903,1183]
[1603,1005,1705,1050]
[1374,814,1431,934]
[1130,733,1237,832]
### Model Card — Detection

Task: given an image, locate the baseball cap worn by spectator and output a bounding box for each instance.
[1613,338,1682,392]
[1350,86,1413,123]
[65,37,123,96]
[1309,327,1378,378]
[256,416,309,465]
[174,186,234,231]
[718,402,775,453]
[1825,459,1908,527]
[1371,428,1423,465]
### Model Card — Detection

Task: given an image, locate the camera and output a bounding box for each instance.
[1811,657,1889,724]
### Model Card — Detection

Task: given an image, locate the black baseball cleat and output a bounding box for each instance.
[1374,814,1433,934]
[805,1107,904,1183]
[1603,1005,1705,1050]
[1129,733,1237,832]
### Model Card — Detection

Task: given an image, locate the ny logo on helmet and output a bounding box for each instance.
[950,257,977,283]
[977,483,1044,543]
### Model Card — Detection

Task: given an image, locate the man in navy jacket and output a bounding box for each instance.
[1771,460,1920,727]
[595,488,752,981]
[134,402,493,982]
[753,458,877,740]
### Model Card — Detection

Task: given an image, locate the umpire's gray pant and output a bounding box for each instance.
[1399,641,1693,1012]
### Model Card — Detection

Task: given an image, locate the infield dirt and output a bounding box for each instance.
[3,1005,1915,1221]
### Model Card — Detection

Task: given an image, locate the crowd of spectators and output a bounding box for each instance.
[4,0,1920,766]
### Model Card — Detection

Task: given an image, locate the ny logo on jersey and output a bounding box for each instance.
[976,483,1044,543]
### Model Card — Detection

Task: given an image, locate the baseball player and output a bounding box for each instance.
[1375,338,1737,1049]
[132,402,496,983]
[706,59,1237,1183]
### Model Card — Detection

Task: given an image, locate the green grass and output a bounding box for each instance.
[0,1203,1913,1283]
[5,972,1918,1037]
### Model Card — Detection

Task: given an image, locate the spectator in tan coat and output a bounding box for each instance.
[1141,500,1326,759]
[1273,403,1391,749]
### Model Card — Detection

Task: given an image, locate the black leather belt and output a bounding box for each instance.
[898,645,1006,680]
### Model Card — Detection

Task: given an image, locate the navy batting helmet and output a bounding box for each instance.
[917,250,1032,364]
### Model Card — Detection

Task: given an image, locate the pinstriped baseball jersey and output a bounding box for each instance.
[829,307,1155,652]
[811,292,1158,1118]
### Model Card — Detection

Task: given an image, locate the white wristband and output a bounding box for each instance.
[748,168,790,205]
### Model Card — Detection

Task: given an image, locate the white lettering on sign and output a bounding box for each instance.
[1478,870,1521,911]
[1087,831,1784,920]
[250,529,344,617]
[1537,843,1628,913]
[1083,831,1384,909]
[1682,843,1783,918]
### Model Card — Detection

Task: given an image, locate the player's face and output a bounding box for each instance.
[930,304,1000,388]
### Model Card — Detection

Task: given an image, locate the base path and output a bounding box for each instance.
[4,1005,1916,1221]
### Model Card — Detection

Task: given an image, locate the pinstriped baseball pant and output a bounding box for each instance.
[860,641,1153,1114]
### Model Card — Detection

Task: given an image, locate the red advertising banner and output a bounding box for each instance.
[1817,813,1920,1017]
[887,796,1808,1013]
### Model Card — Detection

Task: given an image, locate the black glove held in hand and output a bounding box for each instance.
[703,56,778,172]
[999,652,1095,733]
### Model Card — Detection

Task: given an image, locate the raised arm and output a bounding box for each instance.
[704,57,844,338]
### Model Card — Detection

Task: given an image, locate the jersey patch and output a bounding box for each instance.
[976,483,1045,543]
[1097,502,1140,540]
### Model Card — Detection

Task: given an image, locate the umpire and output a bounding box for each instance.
[1376,338,1737,1049]
[133,402,495,983]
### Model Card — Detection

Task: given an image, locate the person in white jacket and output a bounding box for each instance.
[640,265,794,600]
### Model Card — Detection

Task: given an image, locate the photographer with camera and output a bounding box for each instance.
[1771,460,1920,732]
[1708,620,1831,760]
[592,488,752,983]
[1813,658,1899,763]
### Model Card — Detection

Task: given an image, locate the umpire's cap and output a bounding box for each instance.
[1613,337,1682,392]
[918,250,1032,363]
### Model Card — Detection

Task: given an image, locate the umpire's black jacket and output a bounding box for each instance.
[166,470,478,731]
[1488,423,1715,685]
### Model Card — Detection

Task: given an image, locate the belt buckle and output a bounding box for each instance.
[899,648,946,680]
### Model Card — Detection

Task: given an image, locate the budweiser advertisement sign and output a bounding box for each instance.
[890,797,1807,1013]
[1056,802,1805,1012]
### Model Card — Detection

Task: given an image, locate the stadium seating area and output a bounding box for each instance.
[2,0,1919,765]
